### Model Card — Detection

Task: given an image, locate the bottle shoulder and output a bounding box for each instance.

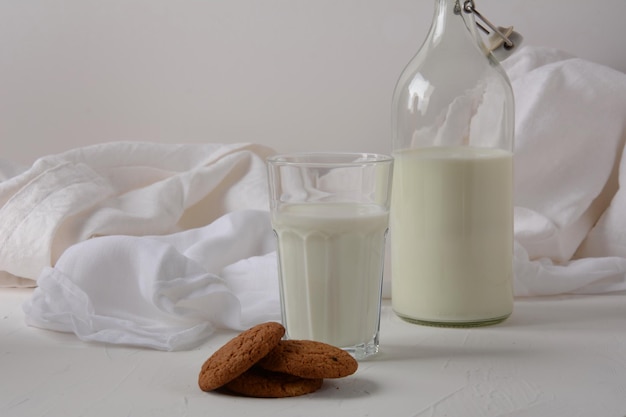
[392,47,512,109]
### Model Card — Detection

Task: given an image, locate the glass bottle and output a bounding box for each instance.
[390,0,514,326]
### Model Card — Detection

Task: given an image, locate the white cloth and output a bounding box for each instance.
[1,142,281,350]
[504,46,626,295]
[1,142,272,280]
[24,210,279,351]
[1,46,626,350]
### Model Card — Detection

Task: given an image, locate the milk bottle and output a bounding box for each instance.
[390,0,515,326]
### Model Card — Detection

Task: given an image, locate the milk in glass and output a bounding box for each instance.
[272,203,388,348]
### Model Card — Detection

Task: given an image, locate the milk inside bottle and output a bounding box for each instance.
[390,147,513,325]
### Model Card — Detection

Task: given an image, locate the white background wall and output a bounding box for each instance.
[1,0,625,165]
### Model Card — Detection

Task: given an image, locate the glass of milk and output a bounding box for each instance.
[267,153,393,359]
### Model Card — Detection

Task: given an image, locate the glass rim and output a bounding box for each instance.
[267,152,393,167]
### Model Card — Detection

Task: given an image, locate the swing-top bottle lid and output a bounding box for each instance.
[462,0,524,60]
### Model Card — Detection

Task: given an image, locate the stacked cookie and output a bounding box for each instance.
[198,322,358,398]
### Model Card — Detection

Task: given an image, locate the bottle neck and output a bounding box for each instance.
[428,0,481,50]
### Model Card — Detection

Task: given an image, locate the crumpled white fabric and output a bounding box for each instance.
[504,46,626,295]
[1,142,273,280]
[23,210,279,351]
[1,46,626,350]
[1,142,282,350]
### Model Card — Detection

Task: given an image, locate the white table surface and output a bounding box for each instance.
[2,287,626,417]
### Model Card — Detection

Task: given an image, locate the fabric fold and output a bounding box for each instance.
[0,141,273,281]
[23,209,279,351]
[501,46,626,296]
[505,47,626,263]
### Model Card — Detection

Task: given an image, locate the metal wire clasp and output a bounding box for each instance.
[463,0,516,50]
